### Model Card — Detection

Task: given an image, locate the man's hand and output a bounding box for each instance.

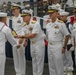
[16,45,20,49]
[62,47,66,54]
[23,40,28,47]
[17,35,23,38]
[18,38,24,44]
[14,35,18,38]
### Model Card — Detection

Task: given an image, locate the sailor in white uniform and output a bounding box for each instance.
[11,3,26,75]
[59,11,74,75]
[0,12,19,75]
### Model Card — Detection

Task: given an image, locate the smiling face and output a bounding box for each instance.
[60,15,67,21]
[22,15,31,24]
[49,11,58,20]
[12,8,20,16]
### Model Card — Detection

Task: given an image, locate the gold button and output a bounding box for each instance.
[32,41,35,44]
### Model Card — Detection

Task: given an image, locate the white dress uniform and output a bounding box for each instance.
[72,29,76,66]
[63,22,73,75]
[22,20,46,75]
[0,21,17,75]
[12,14,25,75]
[46,19,69,75]
[73,22,76,29]
[59,11,74,74]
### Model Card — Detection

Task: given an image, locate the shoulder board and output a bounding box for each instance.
[58,20,63,23]
[31,20,36,24]
[22,22,27,27]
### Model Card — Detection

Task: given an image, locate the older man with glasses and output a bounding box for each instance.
[46,5,70,75]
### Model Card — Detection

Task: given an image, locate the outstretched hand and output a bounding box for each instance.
[15,35,23,38]
[16,45,20,49]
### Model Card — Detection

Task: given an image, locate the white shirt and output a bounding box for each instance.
[12,14,23,35]
[46,19,69,42]
[22,20,46,42]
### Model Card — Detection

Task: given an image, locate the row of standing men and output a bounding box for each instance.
[0,3,76,75]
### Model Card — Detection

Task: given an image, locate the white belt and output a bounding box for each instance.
[49,41,62,45]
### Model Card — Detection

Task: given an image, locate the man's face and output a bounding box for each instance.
[49,11,58,19]
[12,8,19,15]
[23,15,30,23]
[60,15,67,21]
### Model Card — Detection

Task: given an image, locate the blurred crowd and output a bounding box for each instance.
[0,0,74,17]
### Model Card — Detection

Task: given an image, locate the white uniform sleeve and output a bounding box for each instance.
[60,23,69,36]
[32,23,40,34]
[2,26,17,46]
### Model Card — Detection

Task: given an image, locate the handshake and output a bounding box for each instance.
[16,44,21,49]
[14,35,25,38]
[15,38,28,49]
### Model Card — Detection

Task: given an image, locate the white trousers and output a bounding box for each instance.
[13,44,25,75]
[30,39,45,75]
[63,50,73,71]
[48,42,64,75]
[0,53,6,75]
[75,47,76,67]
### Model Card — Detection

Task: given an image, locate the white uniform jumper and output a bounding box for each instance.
[0,22,17,75]
[63,21,73,73]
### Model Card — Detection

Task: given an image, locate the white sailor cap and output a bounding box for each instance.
[11,3,21,10]
[21,10,31,17]
[59,11,69,16]
[55,3,61,9]
[48,5,59,13]
[25,4,30,8]
[0,12,7,17]
[58,9,64,14]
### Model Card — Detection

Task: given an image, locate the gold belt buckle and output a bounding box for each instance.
[32,41,35,44]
